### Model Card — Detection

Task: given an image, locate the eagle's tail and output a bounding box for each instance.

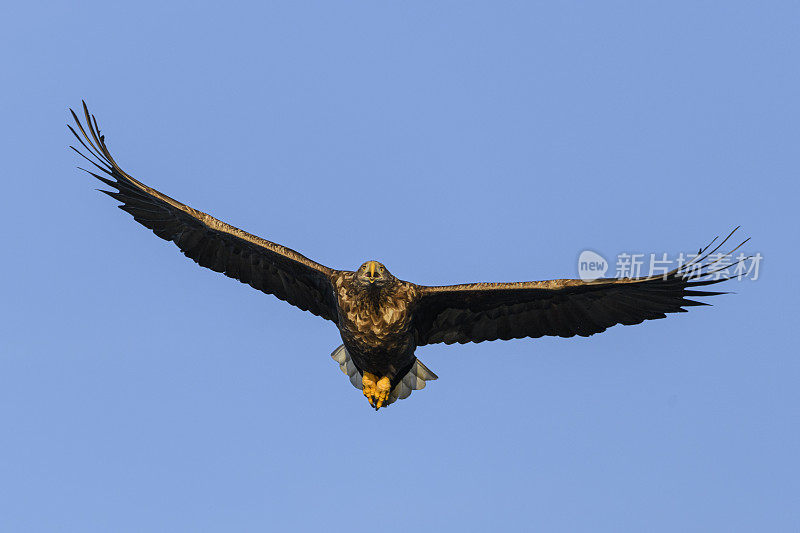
[330,345,437,407]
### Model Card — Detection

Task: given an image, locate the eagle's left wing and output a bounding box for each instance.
[69,102,341,321]
[413,232,747,345]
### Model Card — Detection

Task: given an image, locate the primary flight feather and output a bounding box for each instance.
[70,102,747,410]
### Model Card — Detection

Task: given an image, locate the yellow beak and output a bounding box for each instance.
[368,261,376,281]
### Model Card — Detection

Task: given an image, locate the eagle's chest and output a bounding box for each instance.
[335,281,416,353]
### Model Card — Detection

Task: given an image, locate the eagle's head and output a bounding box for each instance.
[356,260,394,288]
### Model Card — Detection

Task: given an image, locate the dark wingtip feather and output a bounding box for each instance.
[682,299,711,307]
[683,289,729,297]
[84,170,119,189]
[97,188,119,199]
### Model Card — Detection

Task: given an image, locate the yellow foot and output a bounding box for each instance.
[362,372,392,410]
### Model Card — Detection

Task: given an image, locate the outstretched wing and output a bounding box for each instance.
[413,231,748,345]
[70,102,340,321]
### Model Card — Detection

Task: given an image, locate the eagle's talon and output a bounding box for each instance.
[362,372,391,409]
[374,376,391,409]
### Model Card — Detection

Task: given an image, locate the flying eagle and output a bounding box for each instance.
[69,103,747,410]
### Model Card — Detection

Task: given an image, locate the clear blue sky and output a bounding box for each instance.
[2,2,798,531]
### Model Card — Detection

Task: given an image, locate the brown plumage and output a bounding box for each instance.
[70,102,748,410]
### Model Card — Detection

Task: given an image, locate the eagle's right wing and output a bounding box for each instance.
[70,102,340,322]
[413,230,748,345]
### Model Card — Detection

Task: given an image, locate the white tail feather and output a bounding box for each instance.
[331,344,363,389]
